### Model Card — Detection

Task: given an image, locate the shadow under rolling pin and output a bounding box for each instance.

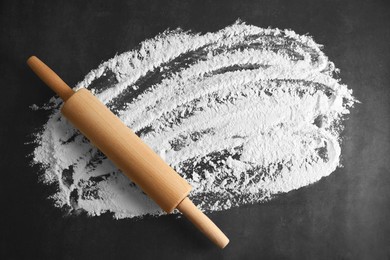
[27,56,229,249]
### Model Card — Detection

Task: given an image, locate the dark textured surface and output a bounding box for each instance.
[1,0,390,259]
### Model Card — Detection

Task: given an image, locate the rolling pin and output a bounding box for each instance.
[27,56,229,248]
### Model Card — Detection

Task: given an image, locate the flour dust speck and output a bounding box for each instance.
[30,21,355,219]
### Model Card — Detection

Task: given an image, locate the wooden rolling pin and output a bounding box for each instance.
[27,56,229,248]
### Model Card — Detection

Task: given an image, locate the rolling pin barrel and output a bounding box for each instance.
[27,56,229,249]
[61,88,191,212]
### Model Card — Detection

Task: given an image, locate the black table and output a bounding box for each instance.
[1,0,389,259]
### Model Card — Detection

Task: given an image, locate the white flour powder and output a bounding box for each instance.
[31,21,355,218]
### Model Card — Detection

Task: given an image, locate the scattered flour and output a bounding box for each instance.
[31,21,355,219]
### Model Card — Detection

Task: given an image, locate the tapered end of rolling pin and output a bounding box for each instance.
[177,197,229,248]
[27,56,74,101]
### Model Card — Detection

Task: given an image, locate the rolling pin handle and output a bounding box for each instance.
[177,197,229,248]
[27,56,74,101]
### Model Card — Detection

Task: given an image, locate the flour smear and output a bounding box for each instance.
[31,21,355,219]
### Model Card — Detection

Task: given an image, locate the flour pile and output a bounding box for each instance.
[31,22,355,218]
